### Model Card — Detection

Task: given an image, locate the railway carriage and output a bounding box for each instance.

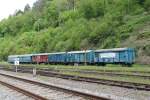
[8,48,135,66]
[94,48,135,66]
[18,54,32,63]
[32,53,48,64]
[8,55,19,63]
[66,50,94,64]
[8,54,32,64]
[48,52,67,64]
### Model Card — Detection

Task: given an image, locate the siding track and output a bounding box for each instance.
[0,65,150,91]
[0,72,110,100]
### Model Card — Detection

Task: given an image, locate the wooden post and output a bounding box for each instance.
[14,59,19,73]
[33,66,36,77]
[33,56,39,77]
[15,66,18,73]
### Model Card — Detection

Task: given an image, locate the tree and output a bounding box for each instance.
[78,0,104,19]
[24,4,31,12]
[67,0,75,10]
[34,19,46,31]
[0,0,149,64]
[14,10,23,16]
[137,0,145,5]
[144,0,150,11]
[32,0,46,14]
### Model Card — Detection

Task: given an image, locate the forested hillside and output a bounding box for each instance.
[0,0,150,64]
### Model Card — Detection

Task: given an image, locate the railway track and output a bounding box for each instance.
[1,64,150,74]
[15,69,150,91]
[41,69,150,79]
[2,68,150,91]
[0,80,47,100]
[1,65,150,79]
[0,72,110,100]
[37,71,150,91]
[0,83,34,100]
[0,65,150,91]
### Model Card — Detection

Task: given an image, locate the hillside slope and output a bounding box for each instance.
[0,0,150,64]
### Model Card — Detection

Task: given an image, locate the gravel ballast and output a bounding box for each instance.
[0,84,33,100]
[0,70,150,100]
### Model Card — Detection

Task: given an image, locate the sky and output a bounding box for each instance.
[0,0,37,21]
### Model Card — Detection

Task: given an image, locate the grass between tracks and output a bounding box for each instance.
[0,62,150,72]
[60,71,150,85]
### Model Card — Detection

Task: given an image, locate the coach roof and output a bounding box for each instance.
[68,50,92,54]
[95,48,131,52]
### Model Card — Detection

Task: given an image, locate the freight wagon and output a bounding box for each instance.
[48,52,66,64]
[66,50,94,64]
[18,54,32,63]
[8,55,19,63]
[32,53,48,64]
[94,48,135,66]
[8,54,32,64]
[8,48,135,66]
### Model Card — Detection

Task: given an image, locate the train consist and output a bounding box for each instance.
[8,48,135,66]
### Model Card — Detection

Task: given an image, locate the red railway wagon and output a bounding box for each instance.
[32,54,48,63]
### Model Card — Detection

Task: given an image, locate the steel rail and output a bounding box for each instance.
[1,66,150,79]
[0,65,150,91]
[37,71,150,91]
[0,80,48,100]
[39,69,150,79]
[0,72,111,100]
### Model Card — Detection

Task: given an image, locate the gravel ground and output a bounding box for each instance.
[0,74,87,100]
[0,84,33,100]
[0,70,150,100]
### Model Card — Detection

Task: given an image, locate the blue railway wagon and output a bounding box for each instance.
[48,52,67,63]
[18,54,32,63]
[66,50,94,64]
[94,48,135,65]
[8,54,32,64]
[8,55,19,63]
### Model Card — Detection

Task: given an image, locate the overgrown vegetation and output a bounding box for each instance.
[0,0,150,64]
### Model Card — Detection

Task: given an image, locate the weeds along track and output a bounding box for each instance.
[1,64,150,74]
[1,64,150,79]
[0,72,110,100]
[40,69,150,79]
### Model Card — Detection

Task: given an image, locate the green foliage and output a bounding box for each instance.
[144,0,150,11]
[24,4,31,12]
[34,19,47,31]
[78,0,104,19]
[0,0,149,64]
